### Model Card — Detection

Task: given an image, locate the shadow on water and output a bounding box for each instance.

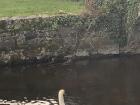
[0,55,140,105]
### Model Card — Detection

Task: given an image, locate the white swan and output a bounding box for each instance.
[58,89,65,105]
[0,89,65,105]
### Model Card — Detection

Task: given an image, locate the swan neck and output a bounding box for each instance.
[58,91,65,105]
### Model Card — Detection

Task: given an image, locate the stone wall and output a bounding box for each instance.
[124,17,140,53]
[0,15,139,65]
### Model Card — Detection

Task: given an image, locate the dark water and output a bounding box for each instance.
[0,55,140,105]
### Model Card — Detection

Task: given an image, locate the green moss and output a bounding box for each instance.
[3,15,94,32]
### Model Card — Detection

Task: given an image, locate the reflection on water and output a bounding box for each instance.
[0,55,140,105]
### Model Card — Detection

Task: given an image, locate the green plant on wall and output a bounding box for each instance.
[87,0,139,47]
[126,0,139,43]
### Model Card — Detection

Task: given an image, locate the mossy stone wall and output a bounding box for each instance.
[0,15,139,65]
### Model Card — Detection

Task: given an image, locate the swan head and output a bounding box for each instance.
[59,89,65,95]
